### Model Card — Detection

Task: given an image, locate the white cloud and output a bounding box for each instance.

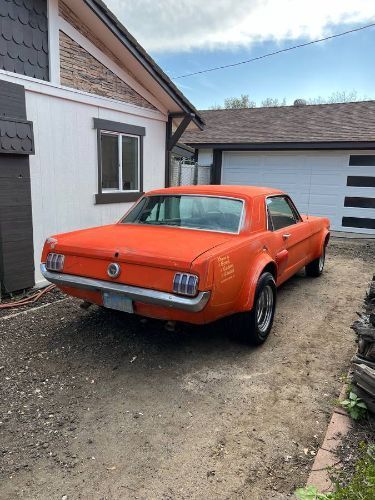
[104,0,375,53]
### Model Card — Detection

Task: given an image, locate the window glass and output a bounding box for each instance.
[100,132,140,192]
[122,136,139,190]
[122,195,243,233]
[266,196,297,230]
[101,133,118,190]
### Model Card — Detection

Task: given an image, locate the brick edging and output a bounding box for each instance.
[306,385,351,492]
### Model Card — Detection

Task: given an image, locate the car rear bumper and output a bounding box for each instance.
[40,264,210,312]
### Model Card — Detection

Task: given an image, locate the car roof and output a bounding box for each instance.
[147,185,284,199]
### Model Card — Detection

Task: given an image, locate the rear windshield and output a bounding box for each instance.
[121,195,244,234]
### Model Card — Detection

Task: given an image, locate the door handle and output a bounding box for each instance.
[282,233,291,240]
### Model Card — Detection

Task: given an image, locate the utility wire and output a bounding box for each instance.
[172,23,375,79]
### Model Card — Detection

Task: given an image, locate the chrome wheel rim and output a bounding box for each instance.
[318,250,325,272]
[256,285,274,333]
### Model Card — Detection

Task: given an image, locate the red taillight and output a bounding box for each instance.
[173,273,198,296]
[46,253,65,272]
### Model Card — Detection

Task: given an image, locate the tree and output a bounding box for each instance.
[307,90,363,105]
[261,97,286,107]
[224,94,256,109]
[209,94,256,109]
[209,90,371,110]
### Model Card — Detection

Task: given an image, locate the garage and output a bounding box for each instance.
[221,151,375,234]
[181,101,375,235]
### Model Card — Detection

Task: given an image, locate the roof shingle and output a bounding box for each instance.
[181,101,375,145]
[0,0,49,81]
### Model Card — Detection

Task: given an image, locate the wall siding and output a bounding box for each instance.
[59,1,131,79]
[59,31,155,110]
[26,90,166,285]
[0,79,26,117]
[0,0,49,80]
[0,155,35,292]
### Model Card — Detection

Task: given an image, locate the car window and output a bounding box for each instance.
[266,196,298,231]
[121,195,244,233]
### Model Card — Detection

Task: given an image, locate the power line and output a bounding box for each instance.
[172,23,375,79]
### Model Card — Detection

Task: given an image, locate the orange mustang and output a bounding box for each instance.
[41,186,330,345]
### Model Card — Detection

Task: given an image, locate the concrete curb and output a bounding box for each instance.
[306,385,351,492]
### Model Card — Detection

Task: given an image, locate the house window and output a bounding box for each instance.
[94,118,145,204]
[101,132,139,192]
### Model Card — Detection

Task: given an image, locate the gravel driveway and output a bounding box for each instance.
[1,238,374,500]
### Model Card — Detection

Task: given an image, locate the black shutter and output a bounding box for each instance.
[0,80,35,293]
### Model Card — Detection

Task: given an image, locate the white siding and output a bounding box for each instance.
[198,148,213,166]
[221,151,375,234]
[27,91,166,285]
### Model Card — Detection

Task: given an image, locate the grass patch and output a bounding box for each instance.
[295,443,375,499]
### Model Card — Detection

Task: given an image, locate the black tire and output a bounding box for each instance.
[306,246,326,277]
[229,272,277,345]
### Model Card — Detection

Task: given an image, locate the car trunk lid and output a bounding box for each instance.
[54,223,232,271]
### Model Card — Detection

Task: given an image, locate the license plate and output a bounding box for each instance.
[102,292,134,313]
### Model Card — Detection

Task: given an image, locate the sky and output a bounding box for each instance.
[105,0,375,110]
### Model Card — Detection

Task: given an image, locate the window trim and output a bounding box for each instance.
[95,119,144,205]
[265,195,302,232]
[100,130,140,193]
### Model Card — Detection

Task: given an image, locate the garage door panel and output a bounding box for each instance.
[346,166,375,177]
[221,151,374,233]
[342,206,375,218]
[309,185,345,198]
[345,186,375,197]
[262,157,305,167]
[226,155,264,167]
[309,193,343,207]
[310,174,346,189]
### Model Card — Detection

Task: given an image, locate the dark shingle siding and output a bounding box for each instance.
[0,154,35,293]
[0,79,26,118]
[0,117,34,154]
[182,102,375,145]
[0,0,49,81]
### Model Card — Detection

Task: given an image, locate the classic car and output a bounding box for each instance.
[41,186,330,345]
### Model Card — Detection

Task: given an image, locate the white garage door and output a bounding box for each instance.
[221,151,375,234]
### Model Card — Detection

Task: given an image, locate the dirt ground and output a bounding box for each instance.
[1,237,374,500]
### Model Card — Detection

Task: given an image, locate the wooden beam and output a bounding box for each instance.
[167,113,193,151]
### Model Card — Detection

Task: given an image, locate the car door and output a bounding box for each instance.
[266,195,311,279]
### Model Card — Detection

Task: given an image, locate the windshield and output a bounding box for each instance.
[121,195,244,233]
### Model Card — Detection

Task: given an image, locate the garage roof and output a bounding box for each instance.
[181,101,375,148]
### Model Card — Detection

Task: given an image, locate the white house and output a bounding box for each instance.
[182,103,375,235]
[0,0,204,292]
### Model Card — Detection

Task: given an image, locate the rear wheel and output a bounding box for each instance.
[306,246,326,277]
[230,272,277,345]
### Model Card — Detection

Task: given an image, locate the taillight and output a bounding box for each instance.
[46,253,65,272]
[173,273,199,296]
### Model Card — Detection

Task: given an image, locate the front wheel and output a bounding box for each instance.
[229,272,277,345]
[305,246,326,277]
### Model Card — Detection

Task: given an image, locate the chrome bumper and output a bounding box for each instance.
[40,264,210,312]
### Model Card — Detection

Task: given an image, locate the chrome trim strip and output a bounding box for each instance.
[40,264,210,313]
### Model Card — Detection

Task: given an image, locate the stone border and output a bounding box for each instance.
[306,385,351,492]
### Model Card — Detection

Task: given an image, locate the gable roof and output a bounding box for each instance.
[181,101,375,147]
[83,0,204,129]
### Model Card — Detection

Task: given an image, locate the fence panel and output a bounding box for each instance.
[170,160,212,186]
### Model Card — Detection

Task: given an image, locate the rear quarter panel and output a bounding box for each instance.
[192,237,264,320]
[193,228,281,320]
[305,215,330,261]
